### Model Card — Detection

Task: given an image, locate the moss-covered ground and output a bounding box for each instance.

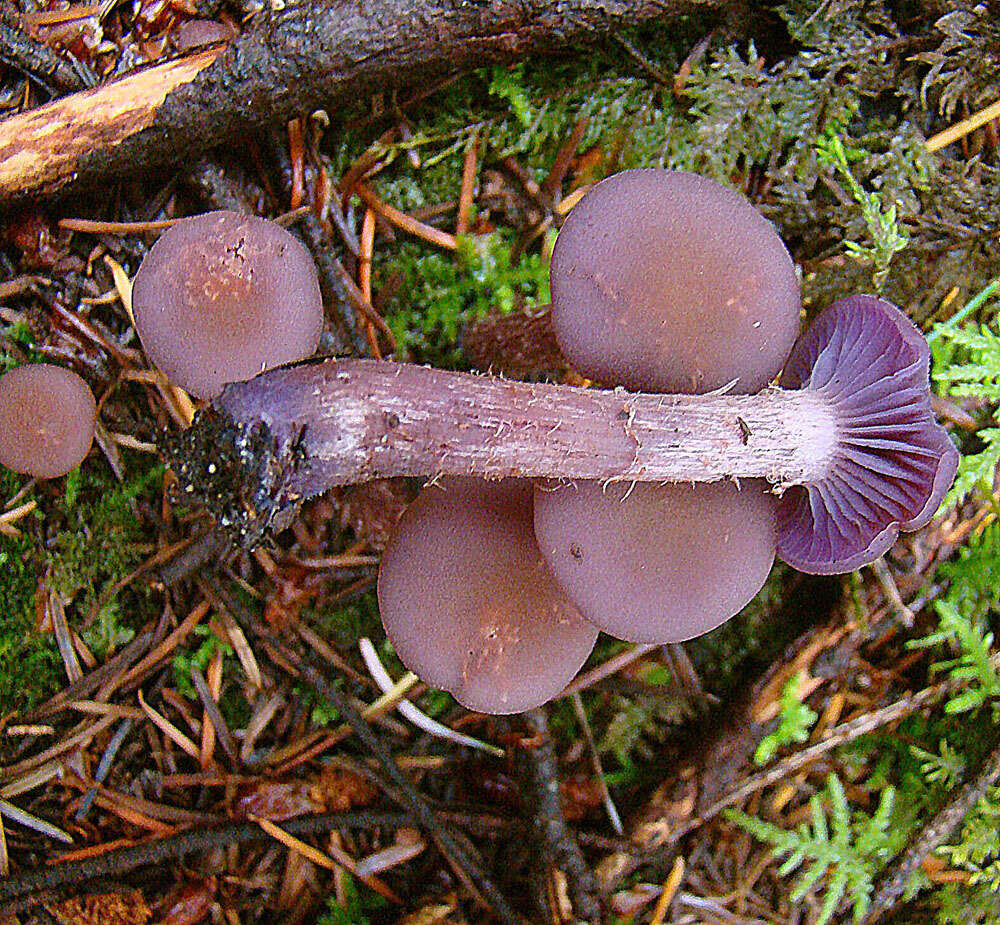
[3,0,1000,921]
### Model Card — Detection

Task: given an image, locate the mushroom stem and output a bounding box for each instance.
[232,359,834,482]
[168,358,839,542]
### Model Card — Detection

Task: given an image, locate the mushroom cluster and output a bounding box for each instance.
[0,210,322,483]
[375,169,957,712]
[127,180,954,716]
[10,187,955,715]
[535,169,800,644]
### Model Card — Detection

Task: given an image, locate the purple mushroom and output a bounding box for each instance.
[172,312,956,588]
[534,479,777,643]
[775,295,959,574]
[549,169,800,394]
[0,364,96,479]
[131,211,323,399]
[377,478,598,714]
[532,169,792,643]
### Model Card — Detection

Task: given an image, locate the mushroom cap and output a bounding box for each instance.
[533,479,777,644]
[549,169,800,394]
[0,364,96,479]
[377,478,598,714]
[776,295,959,574]
[132,211,323,398]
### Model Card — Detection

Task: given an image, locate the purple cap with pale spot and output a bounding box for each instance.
[776,295,959,574]
[0,364,96,479]
[132,211,322,399]
[550,169,800,394]
[534,479,777,644]
[377,478,598,714]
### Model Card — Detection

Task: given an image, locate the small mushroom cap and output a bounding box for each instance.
[777,295,959,574]
[132,211,323,398]
[534,479,777,644]
[377,478,598,714]
[0,364,96,479]
[549,169,800,394]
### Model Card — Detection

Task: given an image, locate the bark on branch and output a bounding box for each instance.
[0,0,717,205]
[165,357,835,545]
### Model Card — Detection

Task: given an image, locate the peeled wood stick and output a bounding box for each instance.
[167,357,836,542]
[0,0,715,205]
[0,50,222,201]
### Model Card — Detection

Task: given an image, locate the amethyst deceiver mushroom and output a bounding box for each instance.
[131,211,323,398]
[775,295,959,574]
[0,364,96,479]
[534,479,777,643]
[377,478,598,714]
[172,314,956,575]
[549,169,801,394]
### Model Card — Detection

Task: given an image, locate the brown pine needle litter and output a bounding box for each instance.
[2,4,1000,922]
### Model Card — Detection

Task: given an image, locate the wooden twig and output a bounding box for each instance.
[354,182,458,250]
[926,98,1000,153]
[0,810,415,906]
[642,654,1000,858]
[559,644,656,697]
[865,734,1000,922]
[571,693,623,834]
[522,707,604,924]
[0,21,94,95]
[0,0,717,205]
[455,131,480,236]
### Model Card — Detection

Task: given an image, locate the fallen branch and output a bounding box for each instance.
[0,0,716,205]
[0,810,412,906]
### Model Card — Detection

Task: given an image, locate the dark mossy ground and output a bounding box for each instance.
[3,0,1000,922]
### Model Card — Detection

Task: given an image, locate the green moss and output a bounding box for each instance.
[47,461,163,657]
[0,504,57,714]
[306,591,382,650]
[319,878,387,925]
[172,625,233,699]
[376,232,550,366]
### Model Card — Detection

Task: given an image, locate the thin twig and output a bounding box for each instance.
[251,814,402,903]
[455,131,479,236]
[190,665,239,766]
[354,182,458,250]
[75,719,133,821]
[560,645,656,697]
[522,707,604,924]
[865,733,1000,922]
[0,21,94,94]
[0,811,415,905]
[926,98,1000,152]
[682,660,1000,841]
[58,218,183,234]
[0,799,73,844]
[571,692,623,835]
